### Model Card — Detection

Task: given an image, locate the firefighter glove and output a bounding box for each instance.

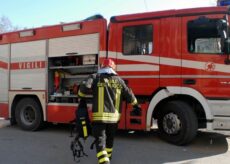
[131,104,142,116]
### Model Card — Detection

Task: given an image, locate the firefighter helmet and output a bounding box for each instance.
[101,58,116,70]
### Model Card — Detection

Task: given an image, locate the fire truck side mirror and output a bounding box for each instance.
[217,18,230,64]
[224,39,230,64]
[217,19,228,39]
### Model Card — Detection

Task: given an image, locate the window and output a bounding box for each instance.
[187,17,224,54]
[123,24,153,55]
[194,38,221,53]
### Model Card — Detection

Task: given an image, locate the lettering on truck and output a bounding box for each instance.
[11,61,45,70]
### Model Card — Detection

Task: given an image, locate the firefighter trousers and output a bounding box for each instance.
[92,123,118,164]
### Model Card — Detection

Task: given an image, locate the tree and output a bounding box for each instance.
[0,16,19,33]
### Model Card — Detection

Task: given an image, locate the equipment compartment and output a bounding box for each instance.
[48,54,98,103]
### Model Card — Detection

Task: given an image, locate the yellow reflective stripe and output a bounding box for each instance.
[105,148,113,153]
[93,117,119,120]
[97,150,107,158]
[81,121,86,125]
[93,111,120,121]
[93,112,120,117]
[98,87,104,114]
[81,120,88,137]
[83,126,88,137]
[115,88,121,111]
[78,90,86,97]
[93,117,119,122]
[98,87,100,113]
[131,98,138,105]
[93,115,120,119]
[99,157,110,163]
[106,147,112,157]
[82,125,88,137]
[93,111,120,122]
[101,87,104,113]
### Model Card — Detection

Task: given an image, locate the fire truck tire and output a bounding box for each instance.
[157,101,198,145]
[15,98,44,131]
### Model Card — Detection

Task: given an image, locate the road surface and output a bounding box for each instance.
[0,119,230,164]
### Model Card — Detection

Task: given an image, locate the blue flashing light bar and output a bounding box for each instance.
[218,0,230,6]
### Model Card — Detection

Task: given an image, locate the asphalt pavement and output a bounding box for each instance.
[0,119,230,164]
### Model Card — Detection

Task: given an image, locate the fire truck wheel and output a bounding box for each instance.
[15,98,44,131]
[157,101,198,145]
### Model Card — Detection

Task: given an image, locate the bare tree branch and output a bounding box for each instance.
[0,16,19,33]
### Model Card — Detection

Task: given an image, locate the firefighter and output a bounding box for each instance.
[78,58,141,164]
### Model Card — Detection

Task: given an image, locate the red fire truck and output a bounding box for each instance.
[0,5,230,145]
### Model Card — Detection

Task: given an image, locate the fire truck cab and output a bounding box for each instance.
[0,6,230,145]
[108,6,230,145]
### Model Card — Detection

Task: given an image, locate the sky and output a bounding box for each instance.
[0,0,218,29]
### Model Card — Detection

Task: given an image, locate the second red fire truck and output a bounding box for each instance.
[0,4,230,145]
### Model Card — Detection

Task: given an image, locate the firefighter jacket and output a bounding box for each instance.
[78,70,138,123]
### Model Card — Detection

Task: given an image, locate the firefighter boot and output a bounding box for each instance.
[92,124,110,164]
